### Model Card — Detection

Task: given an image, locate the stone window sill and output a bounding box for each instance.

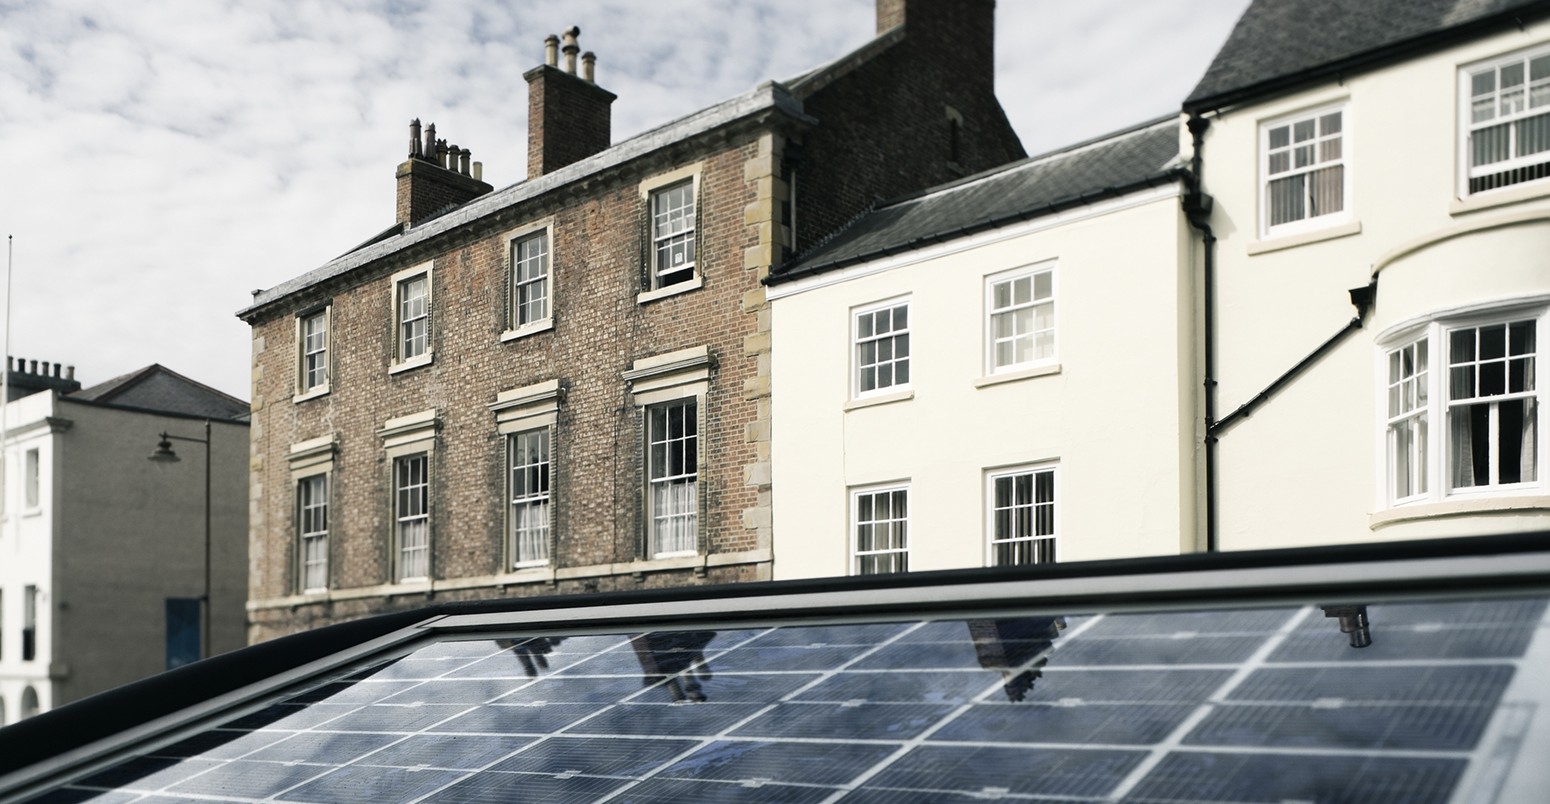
[500,319,554,343]
[845,389,914,411]
[389,352,434,376]
[1247,219,1362,255]
[637,275,702,305]
[974,363,1061,388]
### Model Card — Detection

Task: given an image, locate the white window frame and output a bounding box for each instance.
[985,464,1058,567]
[1379,304,1546,509]
[297,474,329,593]
[637,165,704,303]
[851,484,909,575]
[504,222,554,341]
[295,306,330,400]
[507,427,552,569]
[985,264,1056,374]
[390,263,433,373]
[1459,43,1550,197]
[624,347,710,561]
[853,297,912,399]
[650,180,696,289]
[393,452,431,582]
[645,397,698,559]
[1260,102,1351,238]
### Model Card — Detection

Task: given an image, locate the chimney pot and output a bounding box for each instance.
[472,161,483,181]
[424,123,437,162]
[66,366,75,381]
[436,139,448,168]
[29,359,38,374]
[582,51,596,83]
[409,118,422,158]
[562,26,580,74]
[544,34,559,67]
[51,362,60,378]
[459,148,471,175]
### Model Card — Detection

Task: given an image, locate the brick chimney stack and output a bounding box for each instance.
[395,119,494,228]
[876,0,996,64]
[524,26,617,180]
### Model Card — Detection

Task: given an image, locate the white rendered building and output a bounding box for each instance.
[0,363,248,725]
[1186,0,1550,550]
[767,119,1196,578]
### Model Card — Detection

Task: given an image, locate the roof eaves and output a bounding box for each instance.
[1185,3,1550,112]
[768,167,1187,286]
[237,81,815,321]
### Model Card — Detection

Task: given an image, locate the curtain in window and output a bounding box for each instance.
[652,480,697,555]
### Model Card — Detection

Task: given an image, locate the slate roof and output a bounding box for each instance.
[1186,0,1550,110]
[69,364,250,422]
[769,117,1184,284]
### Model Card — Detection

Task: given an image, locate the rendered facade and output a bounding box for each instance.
[1189,0,1550,550]
[0,363,248,725]
[768,0,1550,577]
[239,0,1024,642]
[767,119,1197,578]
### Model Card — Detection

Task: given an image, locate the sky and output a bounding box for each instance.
[0,0,1251,400]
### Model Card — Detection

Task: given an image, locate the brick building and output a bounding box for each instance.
[239,0,1025,641]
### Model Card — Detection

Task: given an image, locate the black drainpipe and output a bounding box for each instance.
[1182,114,1219,553]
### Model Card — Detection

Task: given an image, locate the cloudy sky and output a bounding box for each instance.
[0,0,1250,400]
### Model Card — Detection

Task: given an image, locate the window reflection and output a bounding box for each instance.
[1320,604,1373,648]
[967,616,1066,701]
[632,631,717,702]
[495,636,565,676]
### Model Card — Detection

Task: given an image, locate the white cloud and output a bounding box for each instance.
[0,0,1248,399]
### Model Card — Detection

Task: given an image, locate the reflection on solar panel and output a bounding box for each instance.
[19,596,1549,803]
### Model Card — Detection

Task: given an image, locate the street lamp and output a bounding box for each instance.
[148,420,212,660]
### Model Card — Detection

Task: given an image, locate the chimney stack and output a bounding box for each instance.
[395,119,493,228]
[3,356,81,401]
[524,26,616,180]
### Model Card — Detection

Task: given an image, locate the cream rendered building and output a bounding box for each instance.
[1188,0,1550,550]
[768,0,1550,579]
[767,119,1196,578]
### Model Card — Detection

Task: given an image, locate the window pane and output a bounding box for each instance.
[1012,277,1031,306]
[992,281,1011,309]
[1033,271,1052,300]
[1472,69,1496,98]
[1318,112,1342,135]
[1268,125,1289,148]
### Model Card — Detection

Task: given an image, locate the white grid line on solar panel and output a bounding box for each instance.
[1103,604,1311,800]
[581,620,940,803]
[311,627,784,804]
[1261,657,1536,668]
[797,614,1112,803]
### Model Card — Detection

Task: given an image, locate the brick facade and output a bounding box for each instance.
[241,2,1023,643]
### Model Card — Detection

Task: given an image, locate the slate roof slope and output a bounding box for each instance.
[68,364,250,422]
[1187,0,1550,110]
[769,117,1183,283]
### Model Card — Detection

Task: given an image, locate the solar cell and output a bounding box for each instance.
[1125,751,1467,803]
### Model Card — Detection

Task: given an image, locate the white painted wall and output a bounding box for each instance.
[0,391,59,724]
[770,188,1194,580]
[1200,21,1550,550]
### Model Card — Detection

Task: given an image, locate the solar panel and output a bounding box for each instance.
[16,592,1550,803]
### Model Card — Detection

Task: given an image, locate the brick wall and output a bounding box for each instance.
[248,136,770,642]
[793,0,1024,253]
